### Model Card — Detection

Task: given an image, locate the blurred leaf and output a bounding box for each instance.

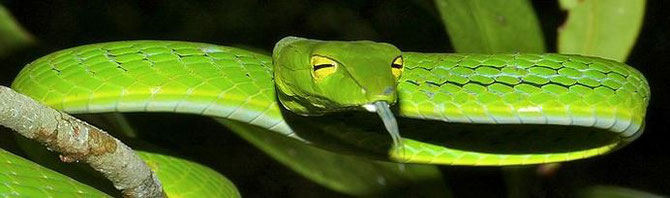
[0,5,35,57]
[558,0,645,61]
[434,0,545,53]
[578,185,664,198]
[220,119,451,197]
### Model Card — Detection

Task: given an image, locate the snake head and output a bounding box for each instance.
[272,36,403,115]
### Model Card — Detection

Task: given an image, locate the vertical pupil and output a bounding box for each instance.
[314,64,333,70]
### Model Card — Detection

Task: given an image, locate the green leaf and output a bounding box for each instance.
[558,0,645,61]
[434,0,546,53]
[220,119,451,197]
[0,5,35,57]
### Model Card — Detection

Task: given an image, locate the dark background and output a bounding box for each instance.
[0,0,668,197]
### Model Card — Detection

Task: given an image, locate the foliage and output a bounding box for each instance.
[435,0,545,53]
[558,0,645,61]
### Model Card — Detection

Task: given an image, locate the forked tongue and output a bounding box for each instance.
[371,101,405,159]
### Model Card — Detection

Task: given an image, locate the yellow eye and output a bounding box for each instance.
[311,55,337,81]
[391,56,403,78]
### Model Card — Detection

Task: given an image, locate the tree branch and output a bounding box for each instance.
[0,85,164,198]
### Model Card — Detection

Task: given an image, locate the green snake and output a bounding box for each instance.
[3,37,650,196]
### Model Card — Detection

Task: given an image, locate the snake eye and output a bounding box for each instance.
[391,56,403,78]
[311,56,338,81]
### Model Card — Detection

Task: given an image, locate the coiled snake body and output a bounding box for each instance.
[5,37,650,196]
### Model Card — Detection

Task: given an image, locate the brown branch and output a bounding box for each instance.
[0,86,164,198]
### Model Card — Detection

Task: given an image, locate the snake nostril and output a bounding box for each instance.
[382,86,395,95]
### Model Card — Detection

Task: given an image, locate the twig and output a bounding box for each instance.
[0,86,164,198]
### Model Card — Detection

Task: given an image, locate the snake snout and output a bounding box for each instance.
[364,86,396,103]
